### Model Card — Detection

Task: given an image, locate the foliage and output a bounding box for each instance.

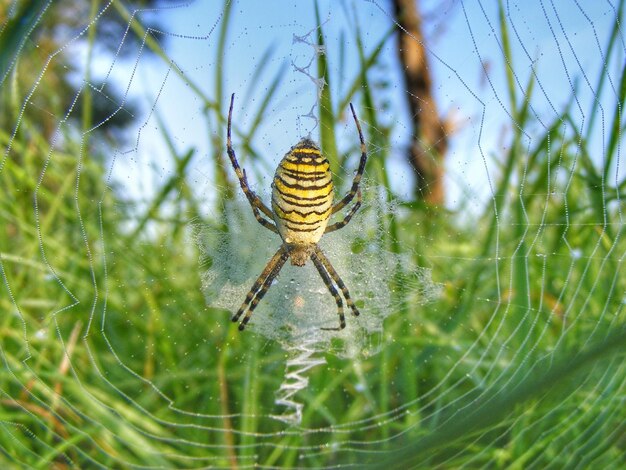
[1,0,625,468]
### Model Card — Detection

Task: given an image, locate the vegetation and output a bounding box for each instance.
[1,1,625,468]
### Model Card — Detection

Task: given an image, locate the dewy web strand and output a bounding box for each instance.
[1,0,625,467]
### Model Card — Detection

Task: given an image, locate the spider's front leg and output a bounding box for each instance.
[226,93,277,233]
[325,189,362,234]
[243,169,279,234]
[330,102,368,215]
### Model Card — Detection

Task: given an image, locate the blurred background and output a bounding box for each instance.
[1,0,625,467]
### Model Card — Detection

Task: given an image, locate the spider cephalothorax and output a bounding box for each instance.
[225,93,368,331]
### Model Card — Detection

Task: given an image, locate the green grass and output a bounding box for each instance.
[1,0,626,468]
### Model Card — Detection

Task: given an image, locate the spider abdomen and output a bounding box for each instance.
[271,138,334,246]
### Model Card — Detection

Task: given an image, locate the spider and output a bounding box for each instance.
[225,93,368,331]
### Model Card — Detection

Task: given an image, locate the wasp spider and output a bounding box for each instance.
[226,94,368,331]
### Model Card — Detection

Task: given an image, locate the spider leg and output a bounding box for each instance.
[248,178,278,234]
[313,246,360,319]
[331,103,368,215]
[325,189,362,234]
[311,245,360,328]
[232,246,289,331]
[310,251,345,330]
[227,93,277,231]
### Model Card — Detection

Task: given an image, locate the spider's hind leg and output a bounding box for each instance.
[232,246,289,331]
[311,246,361,330]
[313,246,360,319]
[311,251,345,330]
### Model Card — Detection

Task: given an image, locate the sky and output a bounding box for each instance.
[86,0,623,212]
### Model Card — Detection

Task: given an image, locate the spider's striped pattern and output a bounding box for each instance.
[226,94,368,331]
[272,139,334,248]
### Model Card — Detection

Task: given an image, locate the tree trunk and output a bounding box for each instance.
[392,0,448,205]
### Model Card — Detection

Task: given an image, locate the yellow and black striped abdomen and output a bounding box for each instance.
[271,138,334,245]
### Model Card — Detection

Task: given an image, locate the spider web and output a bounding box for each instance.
[197,183,434,350]
[1,0,625,468]
[196,182,438,423]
